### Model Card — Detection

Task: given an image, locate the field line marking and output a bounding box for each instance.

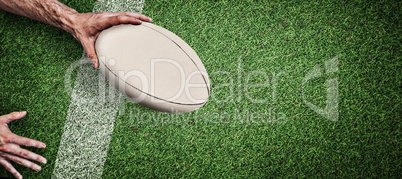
[52,1,145,178]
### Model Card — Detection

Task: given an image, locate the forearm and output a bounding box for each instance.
[0,0,77,34]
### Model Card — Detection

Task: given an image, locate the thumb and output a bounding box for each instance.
[0,111,27,124]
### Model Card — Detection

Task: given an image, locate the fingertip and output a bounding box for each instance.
[41,158,47,164]
[142,15,152,22]
[14,171,22,179]
[93,60,99,69]
[87,55,98,68]
[134,18,142,24]
[20,111,27,117]
[92,61,97,68]
[10,111,26,120]
[33,165,41,171]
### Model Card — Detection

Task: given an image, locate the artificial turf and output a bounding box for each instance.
[0,0,401,178]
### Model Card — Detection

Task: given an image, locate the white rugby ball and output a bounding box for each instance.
[95,23,210,113]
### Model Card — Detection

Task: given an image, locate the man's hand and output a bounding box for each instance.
[70,12,152,68]
[0,111,47,179]
[0,0,152,69]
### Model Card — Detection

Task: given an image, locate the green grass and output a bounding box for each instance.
[1,0,401,178]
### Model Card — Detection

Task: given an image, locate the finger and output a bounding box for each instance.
[2,144,47,164]
[0,158,22,179]
[82,39,99,68]
[138,14,152,22]
[95,12,142,29]
[7,134,46,149]
[0,111,26,124]
[98,11,148,20]
[120,12,152,22]
[108,15,143,26]
[2,153,42,171]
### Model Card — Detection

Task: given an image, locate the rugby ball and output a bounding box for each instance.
[95,23,210,113]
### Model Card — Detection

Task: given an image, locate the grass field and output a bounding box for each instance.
[0,0,401,178]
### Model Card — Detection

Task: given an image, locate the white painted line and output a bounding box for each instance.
[52,1,145,178]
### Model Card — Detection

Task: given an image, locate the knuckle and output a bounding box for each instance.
[94,12,106,20]
[1,145,11,152]
[3,137,9,143]
[19,151,29,158]
[122,12,130,16]
[10,112,19,118]
[12,171,20,177]
[3,136,13,143]
[1,136,9,143]
[98,11,111,18]
[15,160,23,165]
[116,15,124,21]
[87,54,97,60]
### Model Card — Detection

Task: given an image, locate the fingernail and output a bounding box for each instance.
[41,158,47,164]
[34,165,41,171]
[40,143,46,148]
[92,61,96,68]
[18,111,26,117]
[149,18,152,21]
